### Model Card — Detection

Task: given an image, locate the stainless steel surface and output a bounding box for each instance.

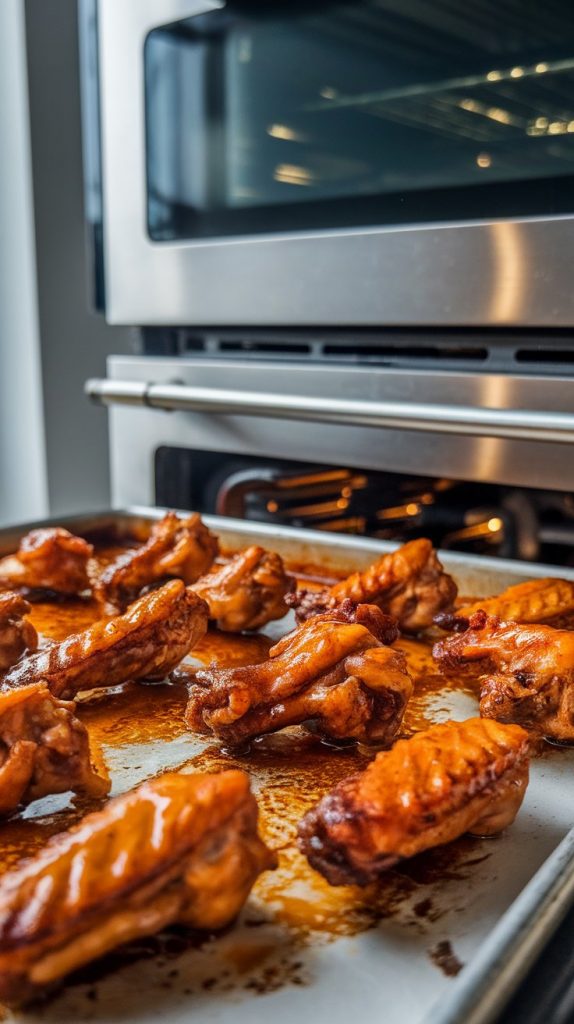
[87,375,574,444]
[427,829,574,1024]
[102,356,574,499]
[1,506,574,1024]
[97,2,574,328]
[1,505,568,585]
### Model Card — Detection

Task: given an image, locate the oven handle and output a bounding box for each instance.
[85,377,574,444]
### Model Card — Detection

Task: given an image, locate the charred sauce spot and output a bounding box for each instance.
[429,939,464,977]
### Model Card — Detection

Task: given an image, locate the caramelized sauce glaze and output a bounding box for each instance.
[0,537,530,1009]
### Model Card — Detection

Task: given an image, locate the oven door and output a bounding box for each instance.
[97,0,574,327]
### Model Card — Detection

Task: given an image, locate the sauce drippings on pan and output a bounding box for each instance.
[0,538,528,1010]
[429,939,464,977]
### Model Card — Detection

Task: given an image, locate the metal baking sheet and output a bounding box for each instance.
[0,507,573,1024]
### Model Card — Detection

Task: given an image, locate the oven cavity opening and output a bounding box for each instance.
[154,446,574,568]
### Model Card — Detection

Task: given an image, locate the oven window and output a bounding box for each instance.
[145,0,574,240]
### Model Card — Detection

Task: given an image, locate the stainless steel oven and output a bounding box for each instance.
[89,0,574,327]
[79,6,574,1010]
[81,0,574,555]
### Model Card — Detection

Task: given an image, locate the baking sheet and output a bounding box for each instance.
[0,508,572,1024]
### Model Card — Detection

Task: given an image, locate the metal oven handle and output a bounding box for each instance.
[85,377,574,444]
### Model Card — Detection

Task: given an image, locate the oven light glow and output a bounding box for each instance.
[267,124,302,142]
[459,98,480,112]
[527,117,574,136]
[476,153,492,168]
[486,107,512,125]
[459,98,516,126]
[274,164,314,185]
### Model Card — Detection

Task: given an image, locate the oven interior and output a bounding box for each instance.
[155,447,574,567]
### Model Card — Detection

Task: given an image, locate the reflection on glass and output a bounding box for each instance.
[145,1,574,240]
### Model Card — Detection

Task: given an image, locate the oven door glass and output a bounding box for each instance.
[145,0,574,241]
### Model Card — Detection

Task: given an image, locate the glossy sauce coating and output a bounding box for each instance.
[0,541,525,1006]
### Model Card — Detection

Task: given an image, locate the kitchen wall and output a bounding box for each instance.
[24,0,132,518]
[0,0,48,526]
[0,0,131,528]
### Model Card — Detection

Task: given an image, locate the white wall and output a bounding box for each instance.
[24,0,132,517]
[0,0,49,526]
[0,0,132,527]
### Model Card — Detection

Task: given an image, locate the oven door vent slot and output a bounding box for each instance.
[321,343,488,362]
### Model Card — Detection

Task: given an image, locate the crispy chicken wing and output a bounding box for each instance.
[0,683,108,816]
[290,538,457,633]
[2,580,208,700]
[433,610,574,742]
[298,717,529,885]
[192,545,293,631]
[181,602,411,747]
[93,512,219,611]
[0,769,276,1005]
[0,594,38,671]
[455,577,574,626]
[0,528,93,596]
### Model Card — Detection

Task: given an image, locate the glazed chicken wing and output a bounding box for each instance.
[2,580,208,700]
[93,512,219,612]
[192,545,293,632]
[181,602,411,747]
[0,594,38,671]
[433,610,574,742]
[290,538,457,633]
[298,717,529,886]
[0,528,93,596]
[455,577,574,626]
[0,769,276,1006]
[0,683,108,816]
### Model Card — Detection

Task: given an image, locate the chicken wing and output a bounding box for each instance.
[192,545,293,631]
[2,579,208,700]
[290,538,457,633]
[93,512,219,611]
[0,594,38,671]
[455,577,574,626]
[0,769,276,1005]
[181,602,411,747]
[0,683,108,816]
[0,528,93,596]
[433,610,574,742]
[298,717,529,886]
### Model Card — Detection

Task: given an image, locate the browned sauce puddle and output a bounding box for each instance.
[0,544,515,1015]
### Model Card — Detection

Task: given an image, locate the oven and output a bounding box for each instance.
[84,349,574,572]
[82,0,574,552]
[71,2,574,1015]
[85,0,574,329]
